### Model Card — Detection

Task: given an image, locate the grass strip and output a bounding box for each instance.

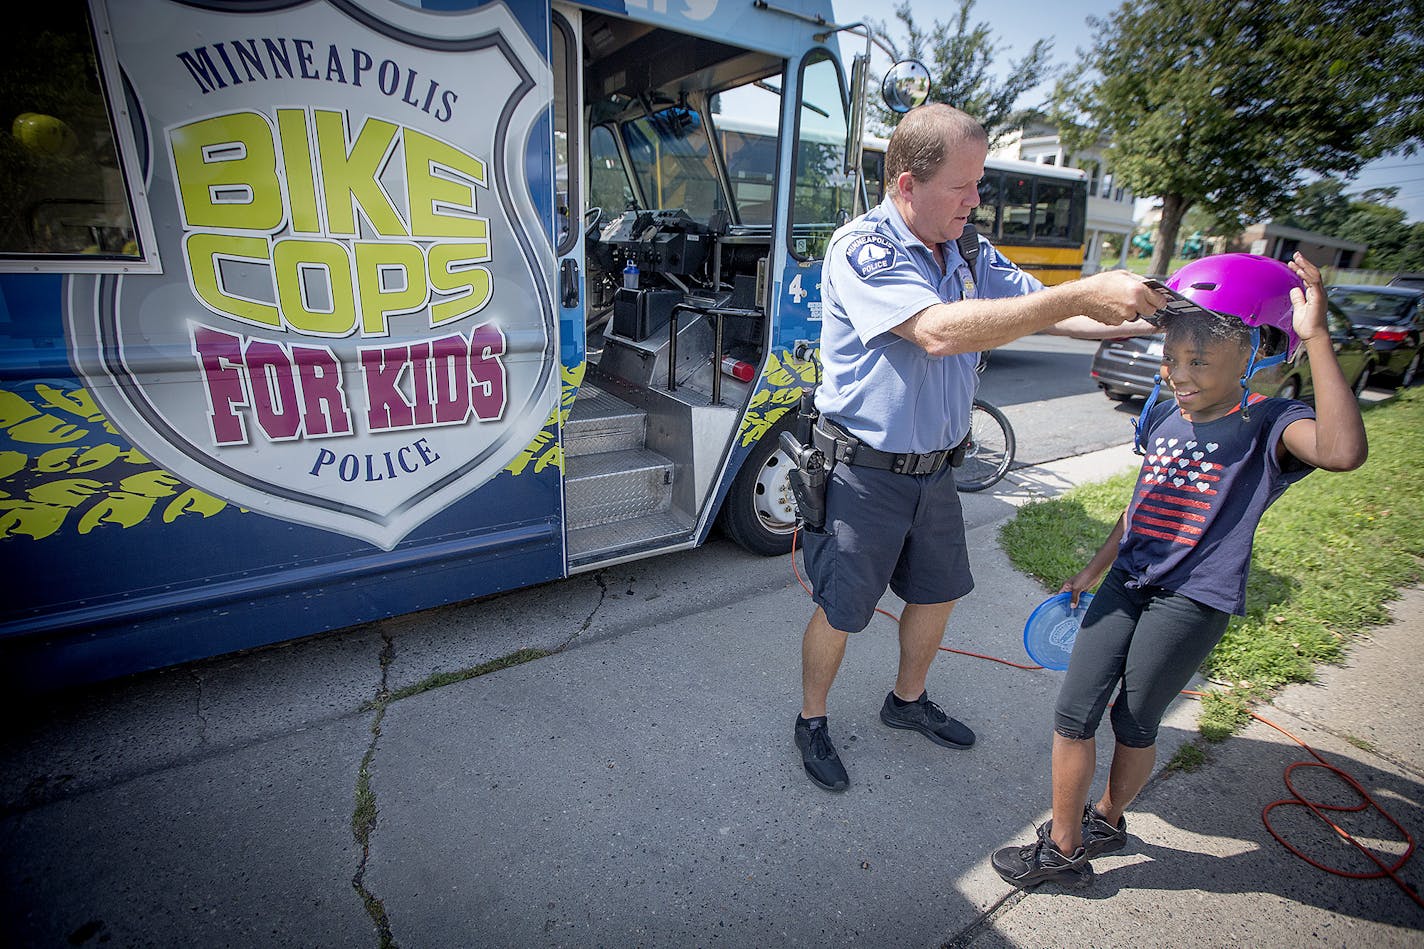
[1001,387,1424,739]
[361,647,551,710]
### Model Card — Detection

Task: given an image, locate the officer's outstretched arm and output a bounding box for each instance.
[894,271,1165,356]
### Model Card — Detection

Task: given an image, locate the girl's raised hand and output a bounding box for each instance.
[1287,251,1329,345]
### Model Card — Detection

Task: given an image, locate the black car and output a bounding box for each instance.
[1326,284,1424,387]
[1090,301,1377,402]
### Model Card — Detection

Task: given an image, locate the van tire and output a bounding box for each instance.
[719,417,799,556]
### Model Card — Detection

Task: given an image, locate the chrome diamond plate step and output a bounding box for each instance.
[564,448,672,530]
[567,509,696,565]
[564,385,646,457]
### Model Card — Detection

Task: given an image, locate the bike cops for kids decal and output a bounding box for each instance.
[66,0,556,550]
[845,234,897,279]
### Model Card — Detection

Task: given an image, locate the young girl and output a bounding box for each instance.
[992,252,1368,889]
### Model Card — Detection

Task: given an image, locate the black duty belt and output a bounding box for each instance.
[813,418,960,476]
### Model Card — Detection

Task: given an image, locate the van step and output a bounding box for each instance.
[567,510,696,565]
[564,447,673,530]
[564,385,646,457]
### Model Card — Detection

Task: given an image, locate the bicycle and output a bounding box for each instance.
[954,398,1016,492]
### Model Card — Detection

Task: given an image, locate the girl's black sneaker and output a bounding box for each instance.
[991,824,1093,889]
[1082,803,1129,858]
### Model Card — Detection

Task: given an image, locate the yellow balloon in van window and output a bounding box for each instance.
[12,112,78,156]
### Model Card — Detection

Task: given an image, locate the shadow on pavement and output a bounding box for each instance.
[969,725,1424,947]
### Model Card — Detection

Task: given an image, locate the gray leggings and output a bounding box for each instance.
[1054,567,1230,748]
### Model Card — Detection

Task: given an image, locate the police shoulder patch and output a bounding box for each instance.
[845,234,898,279]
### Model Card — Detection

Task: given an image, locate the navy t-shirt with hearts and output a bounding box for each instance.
[1115,395,1315,616]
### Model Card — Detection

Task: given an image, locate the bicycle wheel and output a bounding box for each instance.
[954,399,1015,492]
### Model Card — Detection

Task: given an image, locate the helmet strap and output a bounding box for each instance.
[1239,326,1289,420]
[1133,373,1164,455]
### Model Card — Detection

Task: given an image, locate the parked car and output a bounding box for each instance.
[1326,284,1424,387]
[1090,332,1164,401]
[1090,301,1377,402]
[1388,273,1424,290]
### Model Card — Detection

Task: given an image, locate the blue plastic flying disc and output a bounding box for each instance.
[1023,591,1093,670]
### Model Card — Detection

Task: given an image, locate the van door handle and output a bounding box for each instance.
[560,259,579,308]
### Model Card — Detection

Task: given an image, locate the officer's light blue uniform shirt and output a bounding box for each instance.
[816,198,1043,454]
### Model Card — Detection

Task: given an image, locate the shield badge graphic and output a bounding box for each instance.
[66,0,557,550]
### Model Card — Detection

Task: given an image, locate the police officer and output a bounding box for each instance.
[795,103,1165,791]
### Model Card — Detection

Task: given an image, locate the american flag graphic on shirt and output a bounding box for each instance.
[1130,433,1224,548]
[1115,396,1313,616]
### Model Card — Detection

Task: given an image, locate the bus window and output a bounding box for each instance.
[976,171,1002,239]
[1034,179,1074,242]
[721,125,778,225]
[0,1,148,266]
[711,79,784,227]
[861,147,885,207]
[1001,174,1033,241]
[791,50,853,259]
[589,124,635,216]
[552,13,577,254]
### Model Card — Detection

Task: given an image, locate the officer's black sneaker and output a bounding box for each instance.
[991,824,1094,890]
[794,715,849,792]
[879,691,975,749]
[1082,803,1129,858]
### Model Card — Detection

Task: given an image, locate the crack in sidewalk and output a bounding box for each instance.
[566,570,609,650]
[346,608,585,948]
[341,569,611,946]
[190,668,209,748]
[351,632,397,949]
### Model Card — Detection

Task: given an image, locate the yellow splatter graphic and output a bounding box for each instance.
[504,360,584,477]
[0,382,228,541]
[737,349,820,446]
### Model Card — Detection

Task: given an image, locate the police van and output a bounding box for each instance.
[0,0,928,688]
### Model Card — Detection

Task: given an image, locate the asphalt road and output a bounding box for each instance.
[977,333,1143,466]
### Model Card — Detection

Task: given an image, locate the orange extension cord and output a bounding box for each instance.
[788,529,1422,908]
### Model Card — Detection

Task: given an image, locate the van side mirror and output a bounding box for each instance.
[882,60,930,113]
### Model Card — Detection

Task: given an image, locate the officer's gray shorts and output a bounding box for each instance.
[799,461,973,633]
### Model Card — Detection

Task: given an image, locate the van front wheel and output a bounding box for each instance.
[719,419,800,556]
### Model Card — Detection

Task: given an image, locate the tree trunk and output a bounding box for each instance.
[1149,194,1191,277]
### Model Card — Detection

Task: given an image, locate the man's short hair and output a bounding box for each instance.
[884,104,988,190]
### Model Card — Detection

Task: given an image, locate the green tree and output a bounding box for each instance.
[1056,0,1424,277]
[1276,180,1354,234]
[1341,202,1416,270]
[866,0,1054,143]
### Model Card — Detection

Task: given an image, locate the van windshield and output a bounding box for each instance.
[622,108,723,222]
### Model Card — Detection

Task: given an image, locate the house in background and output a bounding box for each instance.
[990,120,1137,274]
[1230,221,1366,269]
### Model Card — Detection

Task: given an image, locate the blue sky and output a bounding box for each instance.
[832,0,1423,224]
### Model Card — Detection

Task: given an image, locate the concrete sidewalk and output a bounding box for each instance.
[1,445,1420,947]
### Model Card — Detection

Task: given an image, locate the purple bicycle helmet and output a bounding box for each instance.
[1164,253,1304,358]
[1132,253,1306,451]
